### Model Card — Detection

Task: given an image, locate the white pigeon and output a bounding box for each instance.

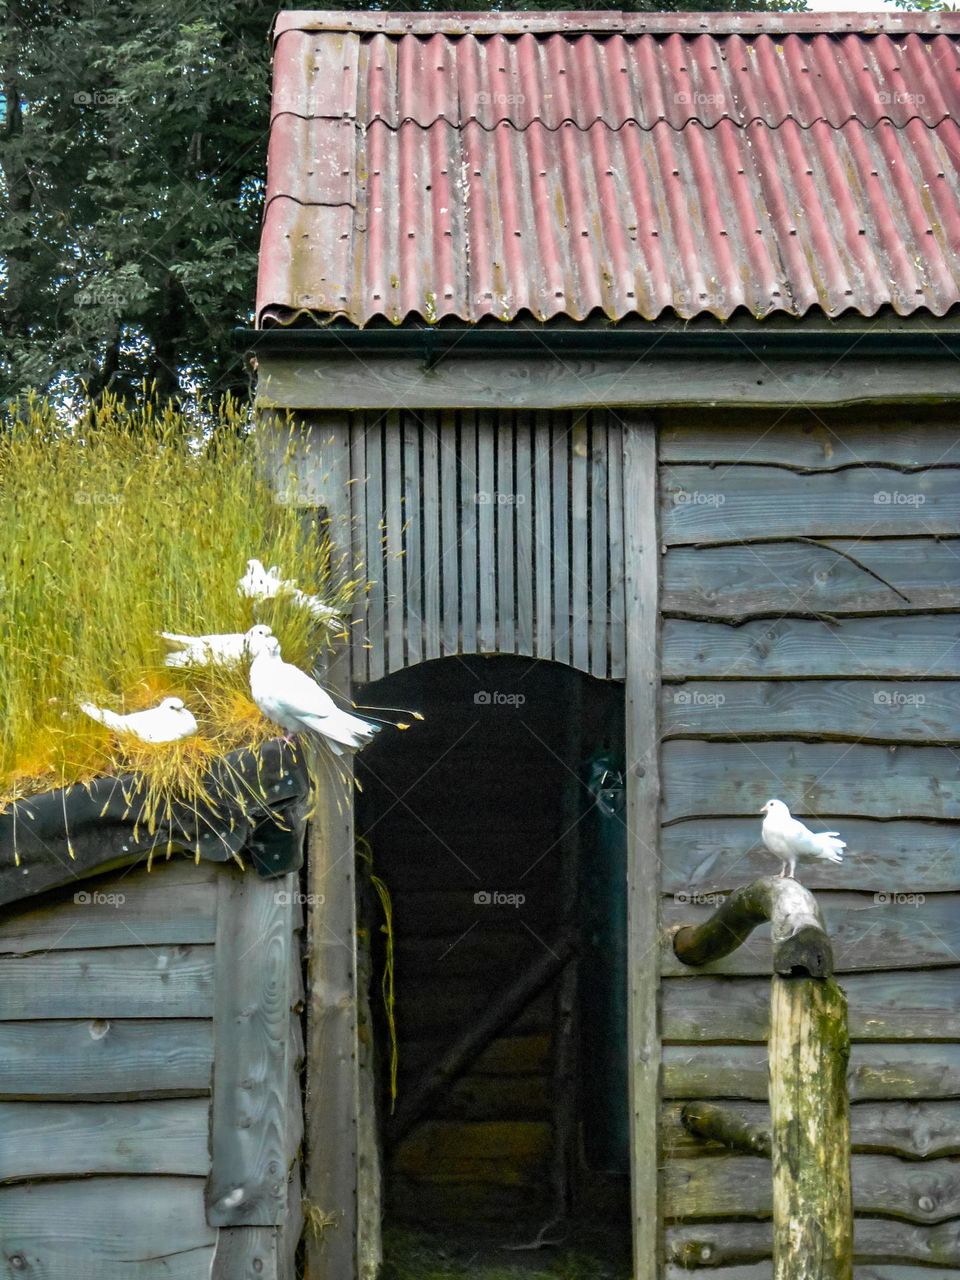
[249,634,379,755]
[238,558,343,632]
[760,799,845,880]
[161,623,273,669]
[79,696,198,744]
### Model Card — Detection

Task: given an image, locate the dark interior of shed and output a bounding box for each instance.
[355,655,632,1277]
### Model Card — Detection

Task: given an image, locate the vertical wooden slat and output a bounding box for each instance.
[384,413,405,673]
[497,421,516,653]
[421,416,442,661]
[534,416,553,660]
[477,412,497,653]
[350,417,368,684]
[364,416,386,684]
[514,414,534,658]
[212,1227,280,1280]
[440,410,460,657]
[570,415,590,674]
[207,869,295,1227]
[403,417,423,666]
[552,415,571,666]
[622,416,661,1280]
[459,414,478,655]
[608,415,626,679]
[590,413,609,678]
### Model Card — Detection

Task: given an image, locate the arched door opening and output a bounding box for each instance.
[356,655,631,1277]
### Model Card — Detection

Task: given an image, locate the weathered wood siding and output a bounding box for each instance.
[0,858,304,1280]
[343,410,626,682]
[657,407,960,1276]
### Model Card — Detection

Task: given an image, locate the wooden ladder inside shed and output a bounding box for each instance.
[672,876,854,1280]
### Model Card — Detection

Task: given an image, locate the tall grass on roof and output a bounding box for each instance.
[0,391,361,831]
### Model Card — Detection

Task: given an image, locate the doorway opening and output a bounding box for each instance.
[355,655,631,1277]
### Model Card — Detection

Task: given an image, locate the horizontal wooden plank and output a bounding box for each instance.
[665,1266,956,1280]
[661,741,960,821]
[0,1099,210,1181]
[661,818,960,894]
[658,413,960,469]
[662,616,960,680]
[0,1177,215,1278]
[663,970,960,1042]
[663,539,960,619]
[393,1120,551,1187]
[664,1044,960,1101]
[0,862,219,954]
[666,1217,960,1269]
[660,466,959,545]
[258,353,960,413]
[662,680,960,744]
[433,1074,551,1122]
[662,893,960,975]
[388,1175,551,1224]
[0,946,215,1020]
[664,1154,960,1224]
[0,1020,213,1100]
[403,1034,551,1080]
[662,1099,960,1161]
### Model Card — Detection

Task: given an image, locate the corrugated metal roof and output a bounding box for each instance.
[258,11,960,326]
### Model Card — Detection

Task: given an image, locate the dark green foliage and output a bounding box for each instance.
[3,0,816,406]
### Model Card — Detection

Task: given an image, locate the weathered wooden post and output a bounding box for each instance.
[674,875,853,1280]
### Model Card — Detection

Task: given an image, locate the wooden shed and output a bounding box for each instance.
[0,743,308,1279]
[247,9,960,1279]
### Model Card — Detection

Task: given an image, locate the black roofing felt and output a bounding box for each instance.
[0,739,309,911]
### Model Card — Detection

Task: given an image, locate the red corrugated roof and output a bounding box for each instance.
[257,11,960,327]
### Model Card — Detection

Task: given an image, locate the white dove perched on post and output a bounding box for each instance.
[760,799,846,881]
[238,558,343,632]
[161,624,273,669]
[249,634,379,755]
[79,697,198,744]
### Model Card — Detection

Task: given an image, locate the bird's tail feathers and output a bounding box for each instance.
[80,702,123,731]
[160,632,192,645]
[814,832,845,863]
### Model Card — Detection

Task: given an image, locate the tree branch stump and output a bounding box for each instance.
[770,975,852,1280]
[681,1102,772,1158]
[673,875,833,977]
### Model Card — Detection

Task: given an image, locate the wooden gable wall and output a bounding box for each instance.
[656,408,960,1276]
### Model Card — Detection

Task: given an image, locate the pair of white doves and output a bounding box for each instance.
[80,562,377,754]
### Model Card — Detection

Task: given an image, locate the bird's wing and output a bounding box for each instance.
[273,661,339,720]
[160,631,195,645]
[784,815,834,856]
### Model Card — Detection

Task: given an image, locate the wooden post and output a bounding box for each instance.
[769,976,853,1280]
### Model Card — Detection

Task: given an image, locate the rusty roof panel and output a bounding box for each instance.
[259,14,960,326]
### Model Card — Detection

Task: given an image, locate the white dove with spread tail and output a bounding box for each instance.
[161,623,273,669]
[238,558,342,632]
[249,634,379,755]
[760,799,845,880]
[79,697,198,744]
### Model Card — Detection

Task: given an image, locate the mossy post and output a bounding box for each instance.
[770,975,852,1280]
[673,875,853,1280]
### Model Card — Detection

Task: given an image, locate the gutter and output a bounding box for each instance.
[237,325,960,363]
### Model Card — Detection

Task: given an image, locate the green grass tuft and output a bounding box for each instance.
[0,391,360,828]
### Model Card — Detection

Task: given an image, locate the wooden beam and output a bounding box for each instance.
[769,976,853,1280]
[622,415,661,1280]
[672,875,833,977]
[257,355,960,414]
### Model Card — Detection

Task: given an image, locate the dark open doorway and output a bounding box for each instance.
[355,655,631,1277]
